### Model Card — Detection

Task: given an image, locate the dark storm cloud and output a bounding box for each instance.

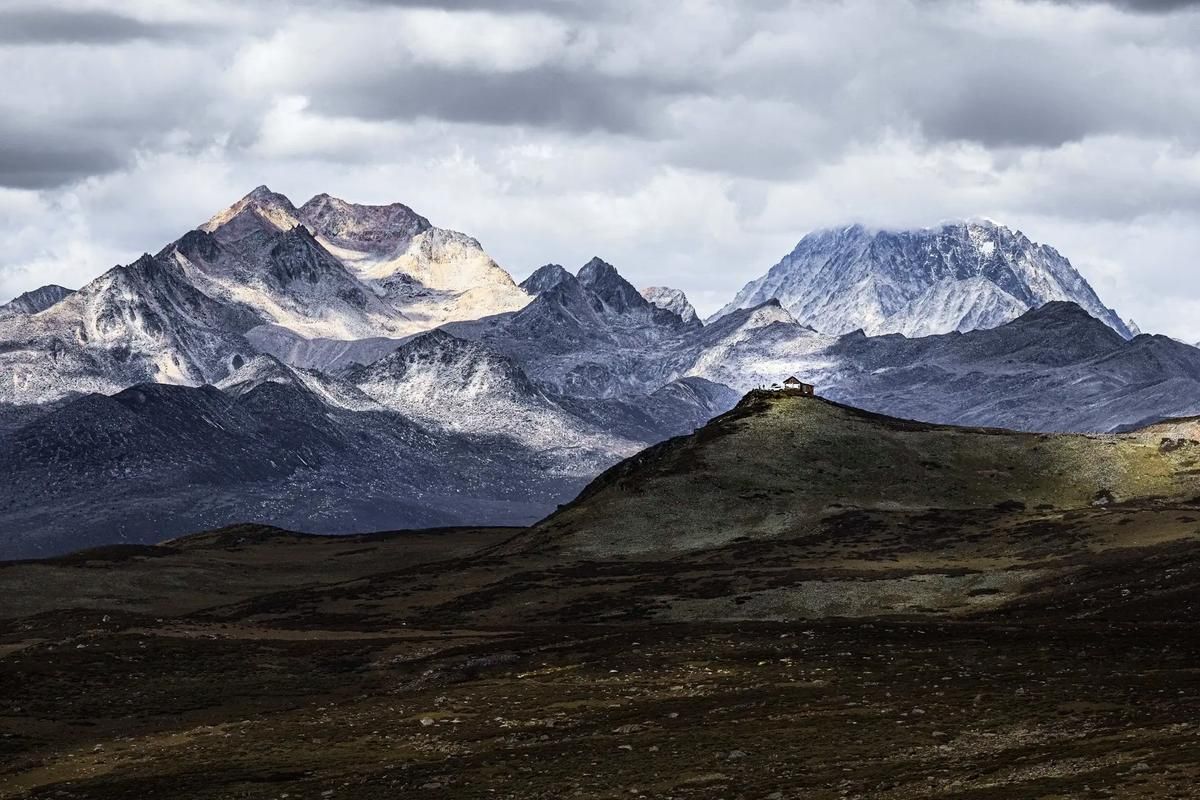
[912,61,1109,148]
[0,8,204,45]
[1043,0,1200,11]
[346,0,587,9]
[338,0,605,17]
[0,127,125,189]
[311,66,697,135]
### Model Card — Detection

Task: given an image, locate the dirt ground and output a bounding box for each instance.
[3,523,1200,799]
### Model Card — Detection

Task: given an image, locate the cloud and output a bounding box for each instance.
[0,7,206,45]
[0,126,126,189]
[342,0,599,14]
[311,67,693,134]
[1045,0,1200,11]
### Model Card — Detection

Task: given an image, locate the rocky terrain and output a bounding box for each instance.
[0,285,73,318]
[3,395,1200,798]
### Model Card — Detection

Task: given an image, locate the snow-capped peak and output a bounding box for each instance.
[200,185,302,239]
[713,219,1133,339]
[184,188,531,342]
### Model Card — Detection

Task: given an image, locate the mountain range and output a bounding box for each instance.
[3,187,1199,558]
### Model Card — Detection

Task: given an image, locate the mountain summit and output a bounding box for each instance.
[713,220,1132,338]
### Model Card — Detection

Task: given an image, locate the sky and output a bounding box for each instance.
[3,0,1200,337]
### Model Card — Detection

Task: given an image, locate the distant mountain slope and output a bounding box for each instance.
[186,185,530,340]
[684,301,1200,433]
[0,284,74,317]
[0,346,737,559]
[448,257,702,399]
[641,285,701,327]
[0,371,587,559]
[525,391,1200,557]
[714,221,1132,338]
[176,216,407,341]
[346,329,640,469]
[821,302,1200,432]
[0,253,259,405]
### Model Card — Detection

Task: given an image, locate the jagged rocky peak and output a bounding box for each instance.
[297,193,432,257]
[715,219,1133,339]
[641,286,701,326]
[1011,299,1127,337]
[265,226,353,287]
[169,228,224,264]
[520,264,574,295]
[200,185,302,240]
[0,284,74,317]
[578,257,651,314]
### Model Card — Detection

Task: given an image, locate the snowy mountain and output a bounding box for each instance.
[178,217,407,341]
[0,252,259,406]
[520,264,573,294]
[346,329,640,471]
[714,221,1133,338]
[295,192,531,327]
[449,257,701,399]
[641,286,701,327]
[0,187,534,405]
[186,186,530,341]
[681,300,1200,433]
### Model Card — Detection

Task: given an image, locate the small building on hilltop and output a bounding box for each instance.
[783,376,816,396]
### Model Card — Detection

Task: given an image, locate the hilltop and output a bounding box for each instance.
[527,390,1200,557]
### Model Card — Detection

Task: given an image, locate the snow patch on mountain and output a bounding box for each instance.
[641,286,701,326]
[347,329,639,473]
[295,194,531,328]
[877,276,1027,337]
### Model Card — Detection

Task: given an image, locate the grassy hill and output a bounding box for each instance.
[526,390,1200,556]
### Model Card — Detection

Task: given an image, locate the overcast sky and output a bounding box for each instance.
[3,0,1200,336]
